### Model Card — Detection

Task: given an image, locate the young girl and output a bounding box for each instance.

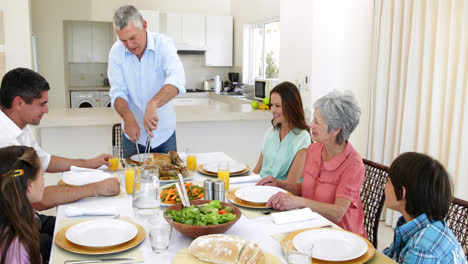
[253,82,311,184]
[0,146,44,264]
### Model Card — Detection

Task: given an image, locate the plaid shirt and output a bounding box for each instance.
[383,213,467,264]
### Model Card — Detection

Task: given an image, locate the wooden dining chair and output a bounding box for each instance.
[112,123,123,160]
[360,158,389,249]
[445,197,468,259]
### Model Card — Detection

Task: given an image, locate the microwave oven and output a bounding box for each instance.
[254,78,280,100]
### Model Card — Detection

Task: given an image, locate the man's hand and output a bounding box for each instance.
[90,178,121,196]
[86,154,112,169]
[144,101,159,137]
[123,114,140,143]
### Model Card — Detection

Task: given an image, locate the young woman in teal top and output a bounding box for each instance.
[253,82,311,183]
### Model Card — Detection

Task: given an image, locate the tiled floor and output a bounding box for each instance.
[377,220,394,251]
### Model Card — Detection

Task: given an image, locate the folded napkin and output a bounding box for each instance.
[70,165,107,172]
[230,174,261,184]
[271,208,318,225]
[65,206,118,217]
[62,170,114,186]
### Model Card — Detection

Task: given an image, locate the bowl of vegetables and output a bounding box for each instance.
[164,200,241,238]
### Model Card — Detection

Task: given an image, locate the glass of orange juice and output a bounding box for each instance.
[109,157,119,171]
[186,147,197,171]
[125,164,136,194]
[218,160,230,191]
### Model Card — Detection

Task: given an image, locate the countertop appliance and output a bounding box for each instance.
[70,91,100,108]
[226,72,239,92]
[99,91,111,107]
[202,80,215,91]
[254,78,280,100]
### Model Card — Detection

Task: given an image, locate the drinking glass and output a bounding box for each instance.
[125,164,136,194]
[186,146,197,171]
[108,146,119,171]
[149,216,173,253]
[218,160,230,191]
[285,240,313,264]
[132,165,160,219]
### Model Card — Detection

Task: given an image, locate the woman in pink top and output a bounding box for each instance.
[0,146,44,264]
[258,90,367,237]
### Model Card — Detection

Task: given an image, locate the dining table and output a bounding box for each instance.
[49,152,396,264]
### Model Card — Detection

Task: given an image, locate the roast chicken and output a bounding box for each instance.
[142,151,189,180]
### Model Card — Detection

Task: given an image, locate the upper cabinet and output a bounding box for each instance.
[160,13,205,50]
[140,10,160,33]
[205,16,233,67]
[67,21,113,63]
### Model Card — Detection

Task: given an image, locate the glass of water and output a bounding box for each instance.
[149,216,172,253]
[132,165,160,219]
[285,240,313,264]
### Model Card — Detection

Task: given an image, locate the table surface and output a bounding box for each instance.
[50,152,395,264]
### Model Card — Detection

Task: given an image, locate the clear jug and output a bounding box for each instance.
[132,165,160,219]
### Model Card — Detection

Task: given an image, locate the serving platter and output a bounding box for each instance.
[55,219,145,255]
[197,164,250,177]
[281,228,375,264]
[65,219,138,247]
[160,181,204,206]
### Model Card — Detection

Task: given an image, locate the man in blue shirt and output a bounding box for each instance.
[108,5,186,158]
[383,152,466,263]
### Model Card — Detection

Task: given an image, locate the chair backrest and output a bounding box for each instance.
[112,123,123,160]
[445,197,468,259]
[360,158,389,248]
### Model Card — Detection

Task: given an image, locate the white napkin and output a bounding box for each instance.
[230,174,262,184]
[65,206,118,217]
[70,165,107,172]
[62,171,114,186]
[271,208,318,225]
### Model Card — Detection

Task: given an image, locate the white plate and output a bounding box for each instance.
[62,171,114,186]
[160,181,203,206]
[293,228,368,261]
[203,161,247,173]
[235,186,287,204]
[65,219,138,247]
[130,153,152,163]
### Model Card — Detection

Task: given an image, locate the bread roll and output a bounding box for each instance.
[189,234,265,264]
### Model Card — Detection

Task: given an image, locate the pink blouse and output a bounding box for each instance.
[302,142,367,238]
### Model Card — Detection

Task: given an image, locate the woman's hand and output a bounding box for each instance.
[256,176,279,186]
[266,192,304,211]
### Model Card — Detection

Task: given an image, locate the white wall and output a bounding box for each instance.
[0,0,32,70]
[231,0,280,73]
[30,0,232,109]
[280,0,373,155]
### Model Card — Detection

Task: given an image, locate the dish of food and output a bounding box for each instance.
[127,151,191,182]
[165,200,236,226]
[65,219,138,247]
[160,182,204,206]
[188,234,266,264]
[130,153,152,163]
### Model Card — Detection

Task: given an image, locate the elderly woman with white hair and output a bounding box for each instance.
[257,90,367,237]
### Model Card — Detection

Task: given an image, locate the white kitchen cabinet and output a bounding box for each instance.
[67,21,112,63]
[161,13,205,50]
[205,16,233,67]
[140,10,160,33]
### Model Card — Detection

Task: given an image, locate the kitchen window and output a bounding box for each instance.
[243,19,280,84]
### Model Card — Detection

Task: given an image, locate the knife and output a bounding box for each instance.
[64,258,134,264]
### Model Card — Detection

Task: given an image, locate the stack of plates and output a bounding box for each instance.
[198,161,250,176]
[55,219,145,254]
[227,186,287,208]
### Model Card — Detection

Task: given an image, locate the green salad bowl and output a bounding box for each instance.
[163,200,241,238]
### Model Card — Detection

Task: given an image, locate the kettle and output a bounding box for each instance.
[202,80,215,91]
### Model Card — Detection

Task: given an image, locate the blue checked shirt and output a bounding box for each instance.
[108,31,185,148]
[383,213,467,264]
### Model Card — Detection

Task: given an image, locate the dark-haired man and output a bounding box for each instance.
[0,67,120,262]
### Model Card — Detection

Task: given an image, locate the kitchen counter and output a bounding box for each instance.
[69,86,110,91]
[36,94,271,165]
